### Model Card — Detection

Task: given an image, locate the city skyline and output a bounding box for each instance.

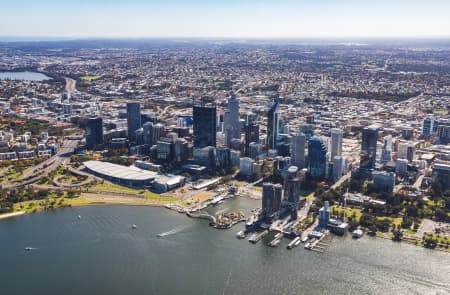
[1,0,450,39]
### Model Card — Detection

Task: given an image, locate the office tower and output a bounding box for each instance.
[402,128,414,140]
[134,128,143,146]
[333,156,344,182]
[193,146,216,168]
[174,138,189,163]
[248,142,262,160]
[156,139,174,162]
[223,94,240,146]
[262,183,283,221]
[299,124,314,140]
[267,98,279,150]
[397,142,408,159]
[406,143,416,162]
[216,146,232,172]
[380,135,392,163]
[330,128,343,161]
[85,117,103,150]
[318,201,330,228]
[127,102,141,142]
[284,165,301,219]
[143,122,164,146]
[437,125,450,145]
[239,157,254,176]
[244,123,259,157]
[360,125,379,169]
[432,163,450,192]
[396,158,408,175]
[422,118,434,137]
[193,99,217,148]
[292,131,306,169]
[308,137,327,180]
[372,171,395,192]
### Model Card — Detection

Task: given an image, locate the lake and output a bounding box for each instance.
[0,71,52,81]
[0,198,449,295]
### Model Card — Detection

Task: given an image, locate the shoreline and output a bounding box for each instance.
[0,211,25,220]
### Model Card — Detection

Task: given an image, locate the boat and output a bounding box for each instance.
[301,236,309,243]
[249,230,269,244]
[269,238,281,247]
[304,242,311,249]
[77,215,82,220]
[352,229,364,239]
[131,224,137,229]
[236,230,246,239]
[287,237,301,249]
[24,247,36,251]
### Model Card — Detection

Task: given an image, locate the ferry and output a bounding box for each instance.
[236,230,246,239]
[352,229,364,239]
[287,237,301,249]
[249,230,269,244]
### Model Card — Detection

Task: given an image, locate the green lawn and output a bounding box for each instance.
[81,75,102,82]
[331,206,362,221]
[89,183,145,195]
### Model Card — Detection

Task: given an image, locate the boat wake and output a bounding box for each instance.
[156,225,190,238]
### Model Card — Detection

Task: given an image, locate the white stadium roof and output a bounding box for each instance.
[84,160,157,181]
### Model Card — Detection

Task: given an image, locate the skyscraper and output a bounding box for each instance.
[308,137,327,180]
[193,99,217,148]
[380,135,392,163]
[422,118,434,137]
[244,122,259,157]
[127,102,141,142]
[262,183,283,221]
[267,98,279,150]
[85,117,103,150]
[283,165,301,219]
[292,131,306,168]
[223,94,240,146]
[360,125,379,169]
[143,122,164,146]
[330,128,343,161]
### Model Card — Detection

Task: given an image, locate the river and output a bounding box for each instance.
[0,71,52,81]
[0,197,448,295]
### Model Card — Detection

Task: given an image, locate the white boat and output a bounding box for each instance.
[77,215,82,220]
[236,230,246,239]
[352,229,363,238]
[131,224,137,229]
[301,236,308,243]
[304,242,311,249]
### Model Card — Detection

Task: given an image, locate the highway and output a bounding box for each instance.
[2,139,79,189]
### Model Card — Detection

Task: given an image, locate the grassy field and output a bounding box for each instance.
[89,182,145,195]
[331,206,362,221]
[81,75,102,82]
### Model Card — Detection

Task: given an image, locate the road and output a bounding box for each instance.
[2,139,79,189]
[331,171,351,190]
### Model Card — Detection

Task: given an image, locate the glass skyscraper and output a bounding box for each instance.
[307,137,327,180]
[267,98,279,150]
[193,99,217,148]
[360,124,379,169]
[85,116,103,150]
[127,102,141,142]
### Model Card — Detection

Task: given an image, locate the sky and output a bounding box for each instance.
[1,0,450,39]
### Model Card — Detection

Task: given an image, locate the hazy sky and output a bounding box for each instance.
[1,0,450,38]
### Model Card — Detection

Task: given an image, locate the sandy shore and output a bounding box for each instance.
[0,211,25,220]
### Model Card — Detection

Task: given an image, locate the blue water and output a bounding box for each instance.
[0,71,51,81]
[0,200,449,295]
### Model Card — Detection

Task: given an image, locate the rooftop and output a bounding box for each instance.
[84,160,157,181]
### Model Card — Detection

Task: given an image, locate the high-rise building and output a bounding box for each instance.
[299,124,314,140]
[360,125,379,169]
[333,156,344,182]
[422,118,434,137]
[143,122,164,147]
[223,94,240,146]
[330,128,343,161]
[193,99,217,148]
[157,139,174,162]
[127,102,141,142]
[308,137,327,180]
[244,123,259,157]
[283,165,301,219]
[85,117,103,150]
[318,201,330,228]
[262,183,283,221]
[267,98,279,150]
[216,146,232,172]
[174,138,189,163]
[380,135,392,163]
[292,131,306,169]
